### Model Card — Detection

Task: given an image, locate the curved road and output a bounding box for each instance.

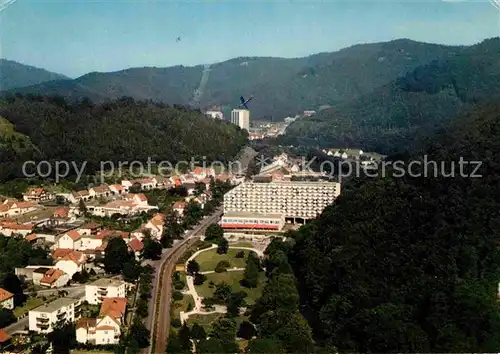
[141,207,223,354]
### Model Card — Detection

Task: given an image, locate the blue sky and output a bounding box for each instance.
[1,0,499,78]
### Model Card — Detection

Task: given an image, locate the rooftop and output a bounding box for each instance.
[222,211,284,219]
[90,278,125,287]
[32,297,80,313]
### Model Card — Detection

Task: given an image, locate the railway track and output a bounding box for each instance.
[151,236,199,353]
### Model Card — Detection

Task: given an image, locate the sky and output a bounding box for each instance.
[0,0,499,78]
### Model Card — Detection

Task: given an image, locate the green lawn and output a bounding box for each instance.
[186,313,249,333]
[194,249,257,272]
[195,271,266,305]
[229,242,255,248]
[13,297,44,318]
[172,294,194,320]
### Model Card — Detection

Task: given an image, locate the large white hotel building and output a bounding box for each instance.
[221,181,341,230]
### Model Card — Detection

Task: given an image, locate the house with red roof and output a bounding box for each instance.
[56,230,83,249]
[109,184,124,195]
[89,185,111,199]
[52,249,87,278]
[0,287,14,310]
[76,297,127,345]
[23,187,54,202]
[128,237,144,259]
[192,167,215,180]
[40,268,70,288]
[0,221,34,237]
[173,201,187,217]
[0,199,38,218]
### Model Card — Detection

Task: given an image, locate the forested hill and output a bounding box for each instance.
[0,95,248,181]
[284,99,500,352]
[3,39,462,120]
[284,37,500,155]
[0,59,69,91]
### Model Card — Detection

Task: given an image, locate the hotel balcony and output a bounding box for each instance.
[36,317,50,323]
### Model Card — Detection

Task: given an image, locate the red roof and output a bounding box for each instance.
[65,230,81,241]
[135,193,147,202]
[173,201,186,209]
[0,287,13,302]
[53,208,69,218]
[100,298,127,319]
[0,329,11,343]
[128,237,144,252]
[40,268,65,285]
[76,317,96,330]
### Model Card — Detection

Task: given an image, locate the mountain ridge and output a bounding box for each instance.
[2,38,465,120]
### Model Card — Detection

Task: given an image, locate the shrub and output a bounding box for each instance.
[235,250,245,258]
[193,273,207,285]
[215,260,231,273]
[174,281,185,290]
[172,318,182,328]
[172,291,183,301]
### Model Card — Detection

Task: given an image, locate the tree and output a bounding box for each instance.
[0,273,25,306]
[127,320,150,348]
[247,338,285,353]
[217,238,229,254]
[47,321,76,354]
[103,237,132,274]
[205,223,224,242]
[122,260,141,282]
[187,260,200,276]
[193,273,207,285]
[213,282,232,303]
[215,260,231,273]
[235,250,245,258]
[141,235,162,260]
[197,338,225,354]
[78,199,87,214]
[178,322,192,350]
[191,323,207,341]
[211,317,237,344]
[173,291,183,301]
[0,308,15,328]
[195,182,206,196]
[237,320,256,340]
[166,331,189,353]
[227,291,247,317]
[242,257,259,288]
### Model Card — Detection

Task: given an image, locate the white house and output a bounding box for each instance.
[56,230,82,250]
[29,297,83,333]
[143,213,165,240]
[85,279,126,305]
[0,221,34,237]
[52,249,87,278]
[192,167,215,180]
[39,268,70,288]
[76,297,127,345]
[109,184,124,195]
[89,185,111,199]
[23,187,53,202]
[0,288,14,310]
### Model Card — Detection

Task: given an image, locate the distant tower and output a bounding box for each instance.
[231,109,250,131]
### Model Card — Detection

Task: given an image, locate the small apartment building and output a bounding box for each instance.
[29,297,83,333]
[220,211,285,231]
[0,288,14,310]
[85,279,126,305]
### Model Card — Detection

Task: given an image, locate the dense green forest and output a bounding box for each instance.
[0,95,248,181]
[279,99,500,352]
[284,37,500,154]
[3,39,462,120]
[0,59,69,91]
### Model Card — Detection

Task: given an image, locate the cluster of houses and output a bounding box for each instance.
[25,278,129,345]
[0,198,39,218]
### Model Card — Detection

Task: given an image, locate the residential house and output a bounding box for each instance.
[120,180,133,192]
[144,213,165,240]
[78,223,103,236]
[0,329,11,348]
[29,297,83,333]
[155,176,172,190]
[192,167,215,180]
[134,177,157,190]
[0,221,34,237]
[31,267,55,286]
[109,184,124,195]
[0,288,14,310]
[0,200,38,218]
[52,249,87,278]
[76,297,127,345]
[23,187,53,202]
[128,237,144,259]
[89,185,111,199]
[68,190,91,204]
[173,201,187,217]
[87,199,157,218]
[56,231,82,250]
[40,268,70,288]
[85,279,126,305]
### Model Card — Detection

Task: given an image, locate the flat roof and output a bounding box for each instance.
[222,211,284,219]
[250,181,340,186]
[90,278,125,287]
[32,297,80,313]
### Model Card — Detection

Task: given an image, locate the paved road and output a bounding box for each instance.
[141,208,223,354]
